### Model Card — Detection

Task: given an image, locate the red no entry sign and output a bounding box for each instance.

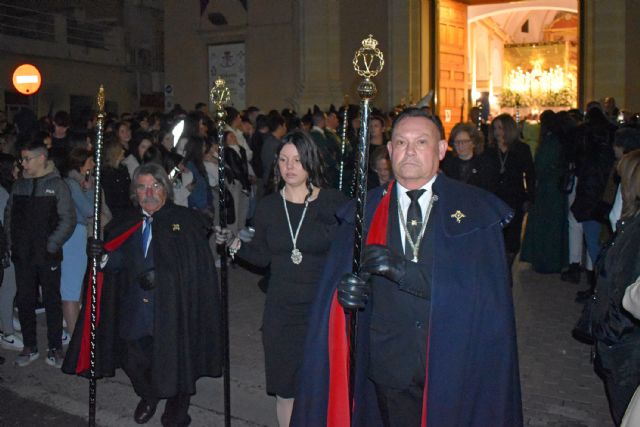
[12,64,42,95]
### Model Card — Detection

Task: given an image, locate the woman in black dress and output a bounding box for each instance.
[220,131,347,426]
[485,113,535,267]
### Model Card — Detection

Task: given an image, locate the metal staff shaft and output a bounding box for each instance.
[88,85,106,427]
[338,97,349,192]
[349,35,384,419]
[211,79,231,427]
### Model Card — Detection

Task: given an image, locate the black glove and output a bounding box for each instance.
[361,244,406,284]
[87,237,105,259]
[337,273,369,310]
[138,269,156,291]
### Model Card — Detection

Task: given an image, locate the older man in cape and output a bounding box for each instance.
[63,163,222,426]
[291,108,522,427]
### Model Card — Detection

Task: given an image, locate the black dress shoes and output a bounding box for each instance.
[134,398,159,424]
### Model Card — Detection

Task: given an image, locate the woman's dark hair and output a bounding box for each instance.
[142,144,164,166]
[538,110,558,152]
[129,131,153,162]
[184,134,208,178]
[489,113,520,147]
[272,131,326,197]
[103,137,125,169]
[66,147,92,173]
[0,153,16,191]
[163,151,184,176]
[617,150,640,218]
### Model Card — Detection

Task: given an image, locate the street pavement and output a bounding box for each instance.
[0,260,614,426]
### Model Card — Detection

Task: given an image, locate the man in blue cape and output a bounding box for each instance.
[291,108,522,427]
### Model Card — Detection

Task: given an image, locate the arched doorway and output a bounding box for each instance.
[424,0,581,137]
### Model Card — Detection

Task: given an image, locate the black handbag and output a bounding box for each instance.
[573,294,596,344]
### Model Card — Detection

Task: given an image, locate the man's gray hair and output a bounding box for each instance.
[130,163,174,203]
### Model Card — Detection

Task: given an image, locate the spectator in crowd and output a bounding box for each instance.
[61,147,96,337]
[367,115,389,189]
[0,153,22,352]
[101,138,134,222]
[217,131,347,427]
[65,163,223,426]
[609,127,640,231]
[6,139,75,368]
[223,131,251,236]
[114,121,132,153]
[591,150,640,425]
[261,113,287,189]
[485,113,536,267]
[572,107,616,301]
[441,121,498,192]
[122,131,153,178]
[521,110,569,273]
[184,135,213,216]
[370,145,393,187]
[175,111,208,157]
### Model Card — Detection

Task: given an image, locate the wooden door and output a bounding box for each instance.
[438,0,467,139]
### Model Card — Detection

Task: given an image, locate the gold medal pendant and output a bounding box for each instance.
[291,248,303,264]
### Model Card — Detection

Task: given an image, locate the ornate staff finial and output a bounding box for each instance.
[352,34,385,100]
[210,77,231,109]
[96,85,105,116]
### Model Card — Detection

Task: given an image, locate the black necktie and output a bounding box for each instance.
[405,189,426,260]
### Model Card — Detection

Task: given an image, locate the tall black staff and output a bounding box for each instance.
[210,78,232,427]
[88,85,106,427]
[349,35,384,407]
[338,95,349,192]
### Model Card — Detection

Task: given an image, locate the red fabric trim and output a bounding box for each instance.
[75,221,142,374]
[365,181,394,246]
[327,293,350,427]
[326,182,394,425]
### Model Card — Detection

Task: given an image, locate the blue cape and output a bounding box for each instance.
[291,174,523,427]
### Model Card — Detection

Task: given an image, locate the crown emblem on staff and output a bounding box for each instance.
[353,34,385,80]
[209,77,231,110]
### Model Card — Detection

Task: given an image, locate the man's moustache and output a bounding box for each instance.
[142,197,160,204]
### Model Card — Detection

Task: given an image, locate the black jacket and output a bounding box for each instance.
[486,142,536,210]
[225,145,250,191]
[6,162,76,265]
[441,151,499,193]
[570,122,616,222]
[593,214,640,386]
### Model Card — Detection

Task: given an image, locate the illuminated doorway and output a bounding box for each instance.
[432,0,580,137]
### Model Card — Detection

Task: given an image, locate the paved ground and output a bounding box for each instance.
[0,260,613,426]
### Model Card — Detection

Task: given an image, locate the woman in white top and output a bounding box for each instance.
[122,131,153,178]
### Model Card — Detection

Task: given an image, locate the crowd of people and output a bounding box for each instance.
[0,95,638,426]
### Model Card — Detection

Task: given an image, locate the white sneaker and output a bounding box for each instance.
[61,330,70,347]
[45,348,64,369]
[1,332,24,351]
[15,349,39,367]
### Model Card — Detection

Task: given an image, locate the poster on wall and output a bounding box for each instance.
[208,43,246,109]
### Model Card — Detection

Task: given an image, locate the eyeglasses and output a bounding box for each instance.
[135,182,164,193]
[453,139,473,145]
[19,154,42,163]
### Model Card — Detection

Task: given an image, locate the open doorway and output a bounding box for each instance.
[433,0,580,137]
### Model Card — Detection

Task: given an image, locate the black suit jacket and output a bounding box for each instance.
[368,184,436,389]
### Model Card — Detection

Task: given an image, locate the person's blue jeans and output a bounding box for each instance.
[582,220,602,265]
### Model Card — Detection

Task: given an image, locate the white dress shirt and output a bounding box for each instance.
[396,175,437,255]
